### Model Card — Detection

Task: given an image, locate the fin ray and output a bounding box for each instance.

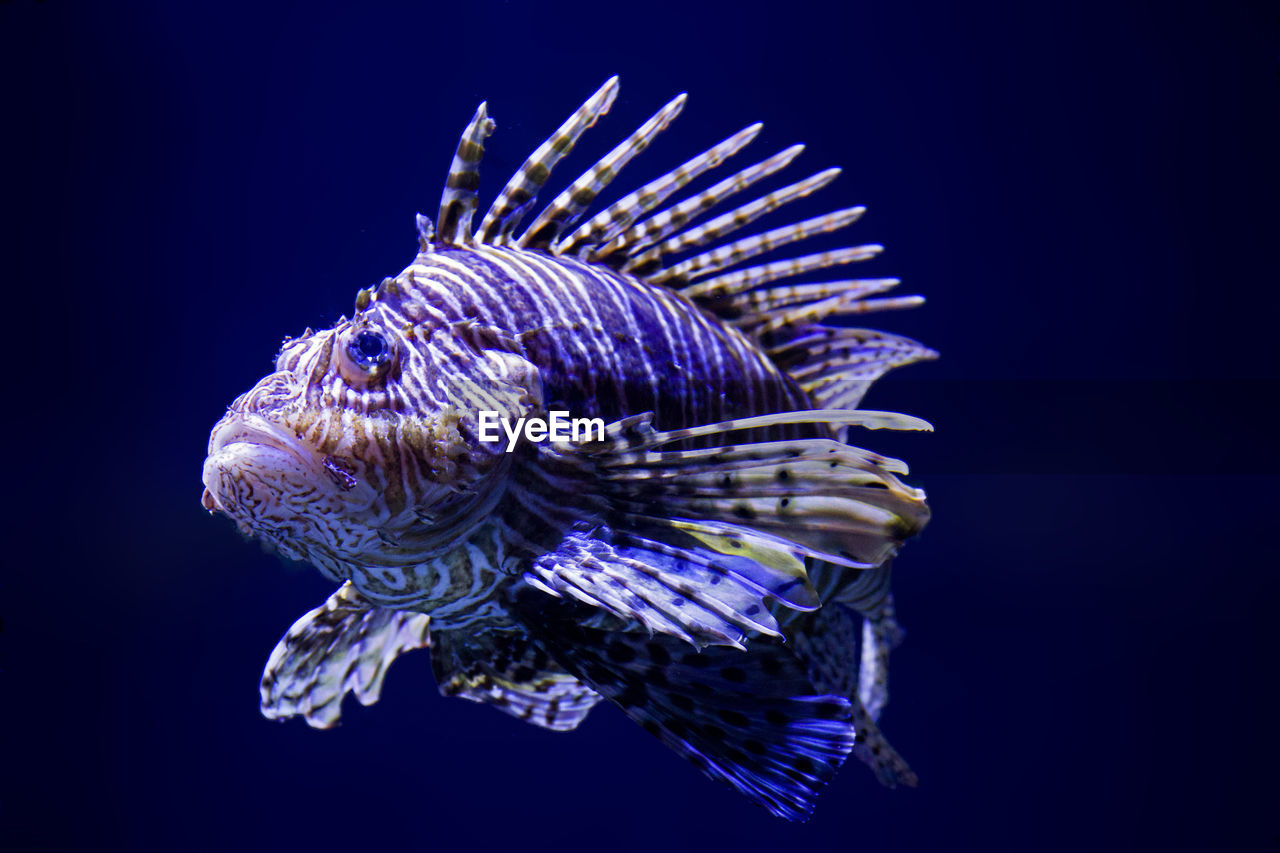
[558,123,762,257]
[477,77,620,244]
[685,250,885,300]
[259,582,431,729]
[648,208,871,285]
[431,628,603,731]
[437,102,496,245]
[523,527,792,648]
[628,168,842,272]
[792,604,917,787]
[522,613,858,821]
[564,411,929,579]
[603,144,805,261]
[520,93,688,250]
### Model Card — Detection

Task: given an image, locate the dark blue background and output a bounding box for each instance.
[4,1,1277,849]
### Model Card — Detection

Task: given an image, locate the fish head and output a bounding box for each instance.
[201,298,535,579]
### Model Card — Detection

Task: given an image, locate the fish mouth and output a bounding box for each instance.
[202,413,313,514]
[208,412,309,458]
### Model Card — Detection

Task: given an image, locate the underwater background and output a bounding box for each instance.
[3,0,1277,849]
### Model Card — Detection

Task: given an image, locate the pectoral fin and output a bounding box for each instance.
[259,582,431,729]
[518,408,930,648]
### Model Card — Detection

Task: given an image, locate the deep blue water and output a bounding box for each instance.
[4,1,1277,849]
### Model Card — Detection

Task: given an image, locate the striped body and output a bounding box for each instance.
[328,244,822,625]
[377,245,812,431]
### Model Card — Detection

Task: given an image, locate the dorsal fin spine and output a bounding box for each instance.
[557,122,762,258]
[437,102,496,246]
[684,246,885,300]
[429,78,935,419]
[602,144,805,260]
[519,93,688,251]
[650,207,868,286]
[476,77,620,245]
[717,278,902,320]
[628,167,842,272]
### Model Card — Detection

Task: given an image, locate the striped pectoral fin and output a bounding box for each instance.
[523,409,929,649]
[430,629,603,732]
[259,582,432,729]
[581,409,932,573]
[523,526,792,650]
[521,611,858,822]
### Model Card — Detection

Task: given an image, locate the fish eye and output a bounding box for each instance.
[338,326,397,385]
[349,330,392,370]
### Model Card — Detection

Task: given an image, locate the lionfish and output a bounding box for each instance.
[201,77,936,821]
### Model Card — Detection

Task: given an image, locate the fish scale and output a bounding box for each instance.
[202,77,936,821]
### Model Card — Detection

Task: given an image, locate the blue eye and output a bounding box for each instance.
[348,330,392,370]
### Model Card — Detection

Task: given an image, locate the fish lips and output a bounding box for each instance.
[201,412,321,516]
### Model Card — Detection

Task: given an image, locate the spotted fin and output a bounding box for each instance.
[259,582,431,729]
[517,409,928,650]
[577,409,932,571]
[430,628,603,732]
[520,602,858,822]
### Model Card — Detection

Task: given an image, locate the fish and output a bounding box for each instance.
[201,76,936,821]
